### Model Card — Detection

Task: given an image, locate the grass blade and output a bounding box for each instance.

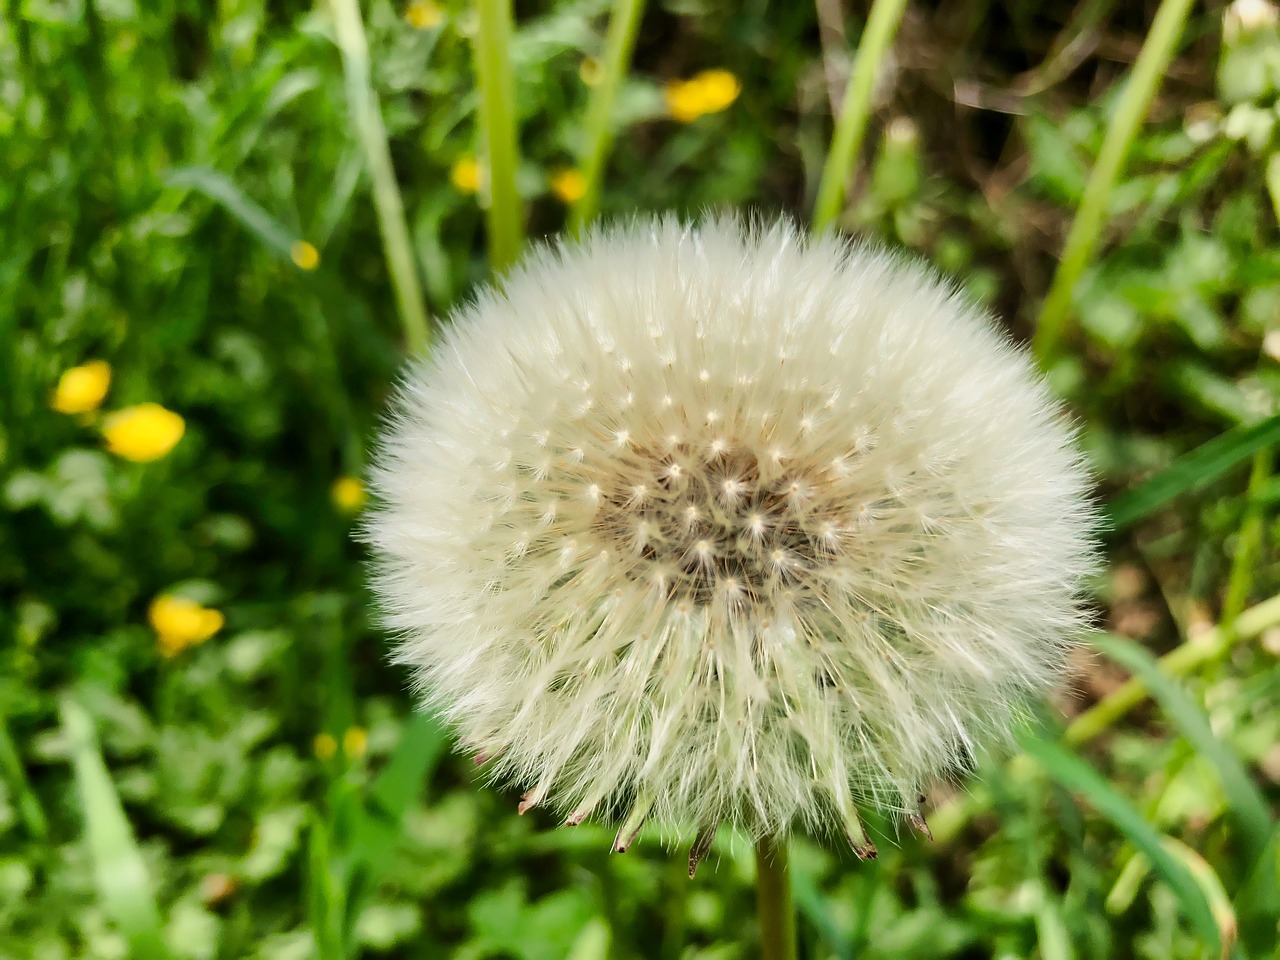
[60,695,169,960]
[330,0,432,355]
[1018,726,1222,956]
[164,166,299,259]
[1033,0,1196,362]
[1088,632,1273,861]
[568,0,646,235]
[1107,413,1280,531]
[812,0,909,232]
[0,714,47,840]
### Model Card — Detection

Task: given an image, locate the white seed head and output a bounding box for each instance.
[366,216,1098,842]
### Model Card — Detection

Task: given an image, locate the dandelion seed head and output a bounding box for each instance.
[367,216,1098,840]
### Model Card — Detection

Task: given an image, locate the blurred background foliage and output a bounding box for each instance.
[3,0,1280,957]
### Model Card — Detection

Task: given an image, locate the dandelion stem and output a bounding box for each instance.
[755,836,798,960]
[330,0,431,355]
[1032,0,1194,365]
[473,0,524,271]
[812,0,908,233]
[569,0,645,236]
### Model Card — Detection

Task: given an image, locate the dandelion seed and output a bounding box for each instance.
[366,216,1097,860]
[51,360,111,415]
[102,403,185,462]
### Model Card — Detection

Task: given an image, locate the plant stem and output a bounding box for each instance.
[1221,449,1272,624]
[812,0,908,232]
[1032,0,1194,365]
[473,0,524,270]
[756,835,798,960]
[330,0,431,356]
[569,0,646,235]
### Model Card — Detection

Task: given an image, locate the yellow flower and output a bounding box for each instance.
[52,360,112,415]
[578,56,603,87]
[314,732,338,760]
[450,157,482,194]
[665,69,741,123]
[343,726,369,759]
[150,595,224,657]
[405,0,444,29]
[549,168,587,205]
[291,241,320,271]
[331,476,367,513]
[102,403,185,462]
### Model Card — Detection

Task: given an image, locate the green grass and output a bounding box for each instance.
[2,1,1280,958]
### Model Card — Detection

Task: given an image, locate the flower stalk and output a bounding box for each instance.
[569,0,646,235]
[473,0,524,270]
[755,836,797,960]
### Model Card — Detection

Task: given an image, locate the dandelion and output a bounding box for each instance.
[102,403,185,462]
[665,69,741,123]
[150,595,224,657]
[332,475,367,513]
[450,157,482,195]
[314,732,338,760]
[404,0,444,30]
[578,56,604,87]
[343,726,369,759]
[549,168,587,205]
[51,360,111,415]
[291,240,320,271]
[366,217,1097,867]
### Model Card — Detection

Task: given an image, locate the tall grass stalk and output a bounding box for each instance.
[473,0,524,270]
[1032,0,1195,364]
[568,0,646,235]
[812,0,908,232]
[331,0,431,355]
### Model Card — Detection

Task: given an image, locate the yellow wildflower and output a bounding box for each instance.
[405,0,444,29]
[331,476,367,513]
[549,168,587,205]
[578,56,603,87]
[52,360,112,415]
[450,157,482,194]
[150,595,224,657]
[314,732,338,760]
[343,726,369,759]
[665,69,741,123]
[290,241,320,271]
[102,403,185,462]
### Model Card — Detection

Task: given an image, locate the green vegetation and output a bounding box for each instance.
[3,1,1280,958]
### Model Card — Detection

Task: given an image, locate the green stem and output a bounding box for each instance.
[755,835,798,960]
[473,0,524,270]
[812,0,908,232]
[1066,592,1280,746]
[330,0,431,355]
[1221,449,1272,624]
[1032,0,1194,365]
[569,0,646,235]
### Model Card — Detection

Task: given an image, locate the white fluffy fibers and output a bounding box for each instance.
[366,216,1097,862]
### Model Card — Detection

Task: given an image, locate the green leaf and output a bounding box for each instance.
[60,696,170,960]
[1018,727,1223,955]
[1090,632,1273,860]
[1235,822,1280,955]
[1107,413,1280,530]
